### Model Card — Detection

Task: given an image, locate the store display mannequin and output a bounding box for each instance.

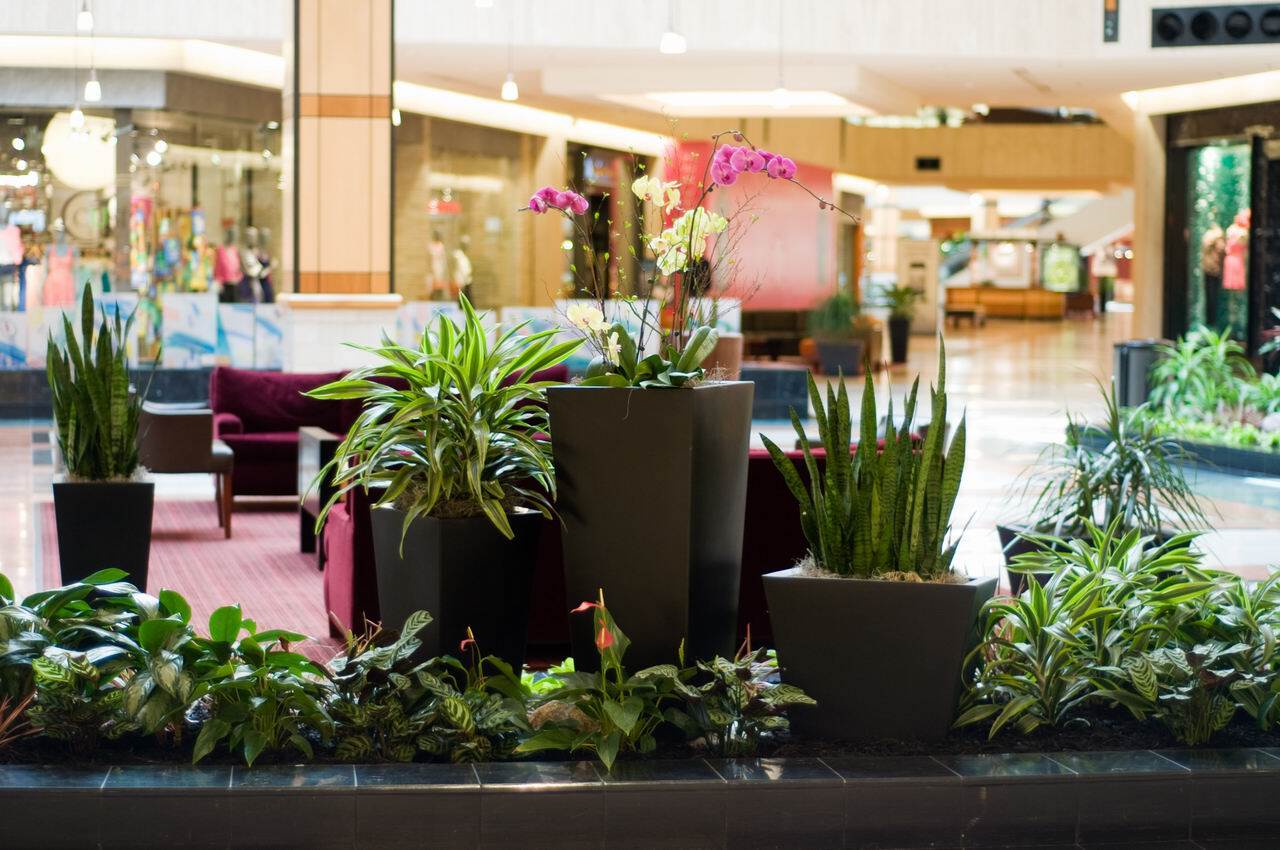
[0,214,21,310]
[452,234,473,302]
[255,227,276,303]
[214,228,243,303]
[43,223,76,308]
[1201,221,1226,327]
[1223,209,1250,293]
[426,230,448,300]
[237,227,265,303]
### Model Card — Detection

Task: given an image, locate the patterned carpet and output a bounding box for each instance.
[41,500,340,660]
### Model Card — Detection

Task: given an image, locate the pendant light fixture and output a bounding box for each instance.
[500,21,518,101]
[69,107,85,129]
[770,0,787,109]
[83,68,102,102]
[76,0,93,32]
[659,0,687,54]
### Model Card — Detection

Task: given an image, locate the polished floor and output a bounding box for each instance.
[4,313,1279,602]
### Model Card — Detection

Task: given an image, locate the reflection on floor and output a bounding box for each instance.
[4,315,1279,616]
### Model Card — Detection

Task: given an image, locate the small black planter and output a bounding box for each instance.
[888,316,911,364]
[548,382,753,670]
[371,507,540,670]
[52,480,154,587]
[814,339,865,375]
[764,566,997,740]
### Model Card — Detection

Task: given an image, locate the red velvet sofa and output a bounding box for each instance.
[210,367,354,497]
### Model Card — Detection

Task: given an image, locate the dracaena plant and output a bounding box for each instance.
[521,130,856,388]
[762,344,966,579]
[46,285,147,480]
[308,295,579,542]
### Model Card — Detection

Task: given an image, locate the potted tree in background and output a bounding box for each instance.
[999,380,1207,594]
[884,284,922,364]
[525,132,858,669]
[809,291,865,375]
[761,346,995,740]
[48,287,154,586]
[308,297,578,672]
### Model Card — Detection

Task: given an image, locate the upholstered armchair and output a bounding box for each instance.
[137,402,235,537]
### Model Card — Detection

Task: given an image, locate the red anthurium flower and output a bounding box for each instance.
[595,626,615,652]
[570,601,599,614]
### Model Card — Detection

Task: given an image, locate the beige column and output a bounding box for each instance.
[281,0,392,296]
[1131,110,1167,340]
[523,134,569,306]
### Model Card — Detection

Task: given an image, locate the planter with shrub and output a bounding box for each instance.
[47,287,153,587]
[308,296,578,672]
[808,290,865,375]
[761,346,995,740]
[884,284,922,364]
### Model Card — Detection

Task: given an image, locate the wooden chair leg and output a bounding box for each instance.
[214,474,223,527]
[222,471,234,539]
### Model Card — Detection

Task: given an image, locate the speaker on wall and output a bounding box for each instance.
[1152,4,1280,47]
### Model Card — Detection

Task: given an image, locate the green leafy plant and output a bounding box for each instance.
[192,605,328,766]
[762,344,966,579]
[579,317,719,389]
[1022,381,1206,538]
[25,647,130,753]
[808,291,861,340]
[517,590,680,770]
[1150,325,1255,417]
[883,285,922,320]
[308,294,579,542]
[46,285,146,480]
[326,614,528,764]
[1095,643,1256,746]
[0,692,36,752]
[1246,373,1280,416]
[663,638,814,757]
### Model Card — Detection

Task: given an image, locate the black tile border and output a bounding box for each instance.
[5,749,1280,847]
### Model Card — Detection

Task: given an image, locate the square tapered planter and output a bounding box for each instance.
[764,567,997,740]
[548,382,753,670]
[53,480,154,587]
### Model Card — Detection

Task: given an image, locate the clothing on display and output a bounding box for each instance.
[214,243,242,302]
[1223,210,1250,292]
[43,244,75,308]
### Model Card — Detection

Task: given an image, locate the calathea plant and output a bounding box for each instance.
[762,344,966,578]
[307,294,578,542]
[46,285,146,480]
[523,130,857,389]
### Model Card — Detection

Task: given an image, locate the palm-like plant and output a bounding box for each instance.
[1022,380,1207,538]
[1149,325,1255,416]
[308,296,580,541]
[46,286,144,480]
[762,344,966,579]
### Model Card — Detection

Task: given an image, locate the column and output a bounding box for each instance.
[279,0,400,370]
[1131,110,1167,340]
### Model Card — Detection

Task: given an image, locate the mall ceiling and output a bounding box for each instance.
[4,0,1279,125]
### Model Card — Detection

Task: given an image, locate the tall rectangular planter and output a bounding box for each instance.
[370,508,540,670]
[52,481,154,588]
[764,567,997,740]
[548,382,754,670]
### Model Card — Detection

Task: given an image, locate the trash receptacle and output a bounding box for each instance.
[1113,339,1167,408]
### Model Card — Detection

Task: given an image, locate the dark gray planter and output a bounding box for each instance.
[814,339,865,375]
[763,566,997,740]
[548,382,754,670]
[52,480,154,587]
[370,507,540,670]
[888,316,911,363]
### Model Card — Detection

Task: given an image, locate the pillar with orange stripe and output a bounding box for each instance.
[281,0,392,296]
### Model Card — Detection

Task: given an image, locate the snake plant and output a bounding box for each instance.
[762,344,966,579]
[46,286,144,481]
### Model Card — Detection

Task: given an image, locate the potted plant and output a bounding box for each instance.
[524,132,857,669]
[808,291,864,375]
[47,286,154,586]
[760,345,995,740]
[308,296,579,672]
[1000,379,1207,594]
[884,284,922,364]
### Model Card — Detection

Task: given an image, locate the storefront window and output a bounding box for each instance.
[1185,142,1251,337]
[393,115,523,307]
